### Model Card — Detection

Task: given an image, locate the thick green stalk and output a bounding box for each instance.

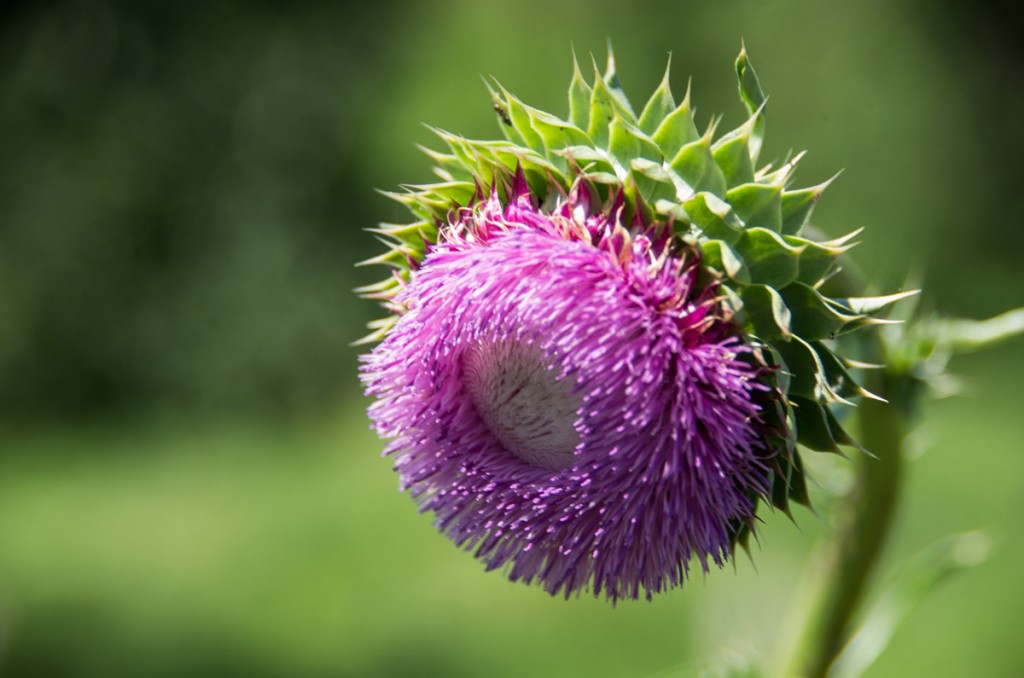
[782,346,905,677]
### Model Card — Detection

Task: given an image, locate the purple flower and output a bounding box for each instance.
[362,175,772,601]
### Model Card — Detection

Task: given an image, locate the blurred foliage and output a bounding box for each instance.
[0,0,386,419]
[0,355,1021,677]
[0,0,1022,676]
[1,0,1021,421]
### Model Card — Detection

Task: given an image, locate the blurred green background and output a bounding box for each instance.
[1,0,1021,676]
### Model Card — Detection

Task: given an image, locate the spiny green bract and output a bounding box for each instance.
[359,46,911,528]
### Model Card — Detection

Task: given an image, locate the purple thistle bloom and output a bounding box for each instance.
[362,174,773,601]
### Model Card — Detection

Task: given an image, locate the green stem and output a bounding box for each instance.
[782,351,905,677]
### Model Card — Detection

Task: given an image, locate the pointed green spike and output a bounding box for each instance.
[371,220,437,247]
[843,357,884,370]
[355,315,399,345]
[568,51,593,131]
[487,90,532,149]
[771,335,827,401]
[506,85,591,145]
[733,518,753,552]
[735,43,767,163]
[757,150,806,185]
[835,290,921,315]
[669,120,727,195]
[480,141,562,182]
[791,237,853,286]
[823,405,867,453]
[786,446,812,506]
[416,144,464,174]
[532,109,591,150]
[821,226,862,248]
[431,128,491,181]
[779,282,863,340]
[354,280,402,303]
[781,174,839,235]
[493,84,546,154]
[357,241,416,269]
[735,42,766,114]
[769,448,811,512]
[770,454,795,515]
[602,40,635,119]
[399,181,477,206]
[652,80,700,159]
[839,314,905,337]
[813,341,886,402]
[495,85,590,158]
[369,229,425,258]
[712,106,763,187]
[608,113,663,172]
[790,397,848,455]
[378,188,441,219]
[638,56,675,135]
[588,61,622,148]
[482,76,510,128]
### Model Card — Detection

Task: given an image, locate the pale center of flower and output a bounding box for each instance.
[462,339,580,471]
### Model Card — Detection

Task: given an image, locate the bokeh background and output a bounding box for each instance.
[1,0,1022,676]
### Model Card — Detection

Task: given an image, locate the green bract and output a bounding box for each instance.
[360,46,910,531]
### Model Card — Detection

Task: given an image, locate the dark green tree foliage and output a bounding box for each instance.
[0,1,393,419]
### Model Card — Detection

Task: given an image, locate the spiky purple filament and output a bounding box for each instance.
[362,177,771,601]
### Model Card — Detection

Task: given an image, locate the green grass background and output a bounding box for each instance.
[1,345,1022,676]
[1,0,1022,675]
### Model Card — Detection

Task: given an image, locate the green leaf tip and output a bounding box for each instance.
[568,50,593,130]
[601,38,635,118]
[735,42,767,119]
[637,54,675,135]
[837,289,920,316]
[735,43,767,162]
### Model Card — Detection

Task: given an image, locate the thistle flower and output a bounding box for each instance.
[360,47,907,601]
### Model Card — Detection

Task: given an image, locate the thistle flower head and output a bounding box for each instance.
[360,46,905,600]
